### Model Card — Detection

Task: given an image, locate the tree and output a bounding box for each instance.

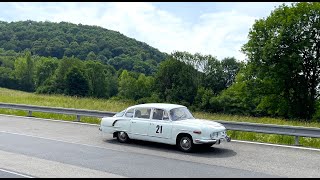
[0,67,16,89]
[172,51,241,95]
[221,57,243,88]
[194,86,215,111]
[34,57,58,88]
[108,54,134,71]
[86,51,97,61]
[65,66,89,97]
[155,57,198,105]
[84,60,116,98]
[241,2,320,119]
[202,56,224,94]
[213,65,262,115]
[13,51,34,91]
[135,73,154,100]
[54,56,83,93]
[104,71,118,98]
[118,70,137,99]
[171,51,206,88]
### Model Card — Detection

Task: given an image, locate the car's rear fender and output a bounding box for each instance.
[101,117,130,133]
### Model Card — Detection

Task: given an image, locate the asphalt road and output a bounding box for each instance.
[0,114,319,178]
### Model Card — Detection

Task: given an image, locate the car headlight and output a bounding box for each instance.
[210,132,218,139]
[210,131,226,139]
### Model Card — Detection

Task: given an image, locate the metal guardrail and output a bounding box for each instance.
[0,102,319,146]
[214,120,320,146]
[0,102,115,121]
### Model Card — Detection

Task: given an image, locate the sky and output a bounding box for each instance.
[0,2,294,61]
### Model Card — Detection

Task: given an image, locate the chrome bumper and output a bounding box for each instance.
[195,139,217,144]
[195,136,231,144]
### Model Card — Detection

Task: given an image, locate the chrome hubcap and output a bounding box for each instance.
[119,132,127,140]
[180,137,191,150]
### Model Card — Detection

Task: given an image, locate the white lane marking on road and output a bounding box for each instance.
[232,140,320,152]
[0,168,34,178]
[0,114,319,152]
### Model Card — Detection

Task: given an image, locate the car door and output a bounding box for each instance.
[148,108,172,139]
[130,107,151,137]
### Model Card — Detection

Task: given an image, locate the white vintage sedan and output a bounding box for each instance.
[99,103,231,152]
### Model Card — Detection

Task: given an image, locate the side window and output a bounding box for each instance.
[152,109,169,120]
[134,108,151,119]
[125,108,134,118]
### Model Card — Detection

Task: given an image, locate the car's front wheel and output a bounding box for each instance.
[116,131,129,143]
[177,135,194,152]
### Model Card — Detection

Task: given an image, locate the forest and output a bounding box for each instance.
[0,2,319,121]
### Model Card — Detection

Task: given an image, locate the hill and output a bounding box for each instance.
[0,20,168,74]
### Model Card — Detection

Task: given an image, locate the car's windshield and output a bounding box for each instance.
[169,107,195,121]
[114,110,125,117]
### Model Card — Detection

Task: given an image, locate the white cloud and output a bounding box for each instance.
[186,11,257,60]
[2,2,285,61]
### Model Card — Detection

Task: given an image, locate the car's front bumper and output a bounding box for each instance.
[194,136,231,144]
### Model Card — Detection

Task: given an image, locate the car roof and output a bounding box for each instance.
[127,103,186,111]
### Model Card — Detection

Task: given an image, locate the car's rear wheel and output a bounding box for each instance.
[177,135,194,152]
[116,131,129,143]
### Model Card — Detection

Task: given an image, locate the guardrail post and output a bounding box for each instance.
[27,111,33,117]
[294,136,300,146]
[76,115,81,122]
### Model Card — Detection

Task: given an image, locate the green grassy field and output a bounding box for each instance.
[0,87,319,148]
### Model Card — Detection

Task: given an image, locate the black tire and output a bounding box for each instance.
[177,135,194,153]
[116,131,129,143]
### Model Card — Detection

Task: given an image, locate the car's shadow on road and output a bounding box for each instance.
[104,138,236,158]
